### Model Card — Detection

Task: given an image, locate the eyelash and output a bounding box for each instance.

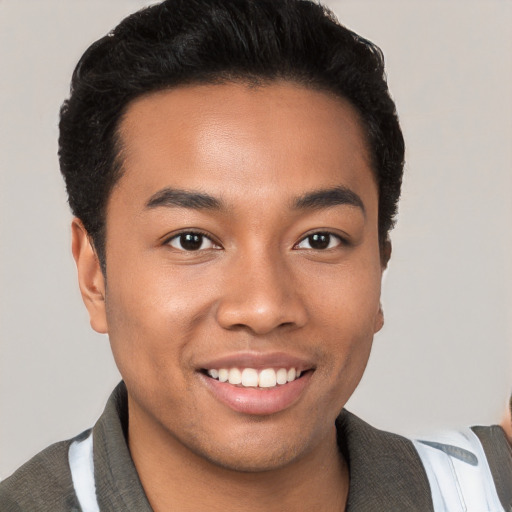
[165,230,221,252]
[164,230,347,252]
[294,232,347,251]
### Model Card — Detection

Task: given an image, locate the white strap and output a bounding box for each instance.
[68,431,100,512]
[412,428,505,512]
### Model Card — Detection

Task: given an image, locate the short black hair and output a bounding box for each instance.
[59,0,404,268]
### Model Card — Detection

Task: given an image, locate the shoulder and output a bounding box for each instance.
[0,432,87,512]
[336,409,428,467]
[337,411,512,511]
[337,410,436,511]
[471,424,512,509]
[411,425,511,511]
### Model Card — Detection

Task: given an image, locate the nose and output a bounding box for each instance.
[215,249,308,335]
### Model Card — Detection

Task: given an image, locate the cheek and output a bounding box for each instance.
[302,252,382,333]
[300,256,381,394]
[103,261,214,379]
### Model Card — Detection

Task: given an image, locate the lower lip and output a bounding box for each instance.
[200,372,312,415]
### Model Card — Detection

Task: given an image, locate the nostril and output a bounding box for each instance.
[215,302,307,336]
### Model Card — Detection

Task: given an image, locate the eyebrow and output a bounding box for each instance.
[145,188,223,210]
[145,185,365,214]
[293,186,365,215]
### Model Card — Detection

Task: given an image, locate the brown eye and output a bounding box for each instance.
[296,232,342,250]
[168,232,218,251]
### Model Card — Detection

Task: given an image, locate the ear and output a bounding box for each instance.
[374,240,392,333]
[374,302,384,334]
[71,218,108,334]
[380,239,392,270]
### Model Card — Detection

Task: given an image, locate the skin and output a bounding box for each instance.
[501,398,512,445]
[72,82,387,511]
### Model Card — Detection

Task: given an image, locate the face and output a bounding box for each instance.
[76,82,385,472]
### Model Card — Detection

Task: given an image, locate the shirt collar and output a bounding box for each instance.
[336,410,434,511]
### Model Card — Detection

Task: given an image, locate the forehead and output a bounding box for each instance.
[115,82,376,211]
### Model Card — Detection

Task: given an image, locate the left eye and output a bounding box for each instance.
[295,232,343,250]
[167,232,218,251]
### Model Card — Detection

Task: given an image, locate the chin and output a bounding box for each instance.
[200,443,303,473]
[183,422,311,473]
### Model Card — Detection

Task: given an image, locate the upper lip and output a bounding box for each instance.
[197,351,315,372]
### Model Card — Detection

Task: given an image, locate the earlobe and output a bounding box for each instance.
[71,218,108,334]
[374,240,390,334]
[374,303,384,334]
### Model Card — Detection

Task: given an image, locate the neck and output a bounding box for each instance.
[128,407,349,512]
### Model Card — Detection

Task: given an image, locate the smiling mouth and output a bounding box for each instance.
[202,367,307,389]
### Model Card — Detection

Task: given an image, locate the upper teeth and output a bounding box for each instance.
[207,367,302,388]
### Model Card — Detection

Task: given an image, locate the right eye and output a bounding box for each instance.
[294,232,345,251]
[167,232,220,252]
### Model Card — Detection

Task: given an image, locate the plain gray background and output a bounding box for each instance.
[1,0,511,479]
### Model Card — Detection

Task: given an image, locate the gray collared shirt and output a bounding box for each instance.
[1,382,511,511]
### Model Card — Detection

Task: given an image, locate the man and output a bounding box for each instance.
[1,1,510,510]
